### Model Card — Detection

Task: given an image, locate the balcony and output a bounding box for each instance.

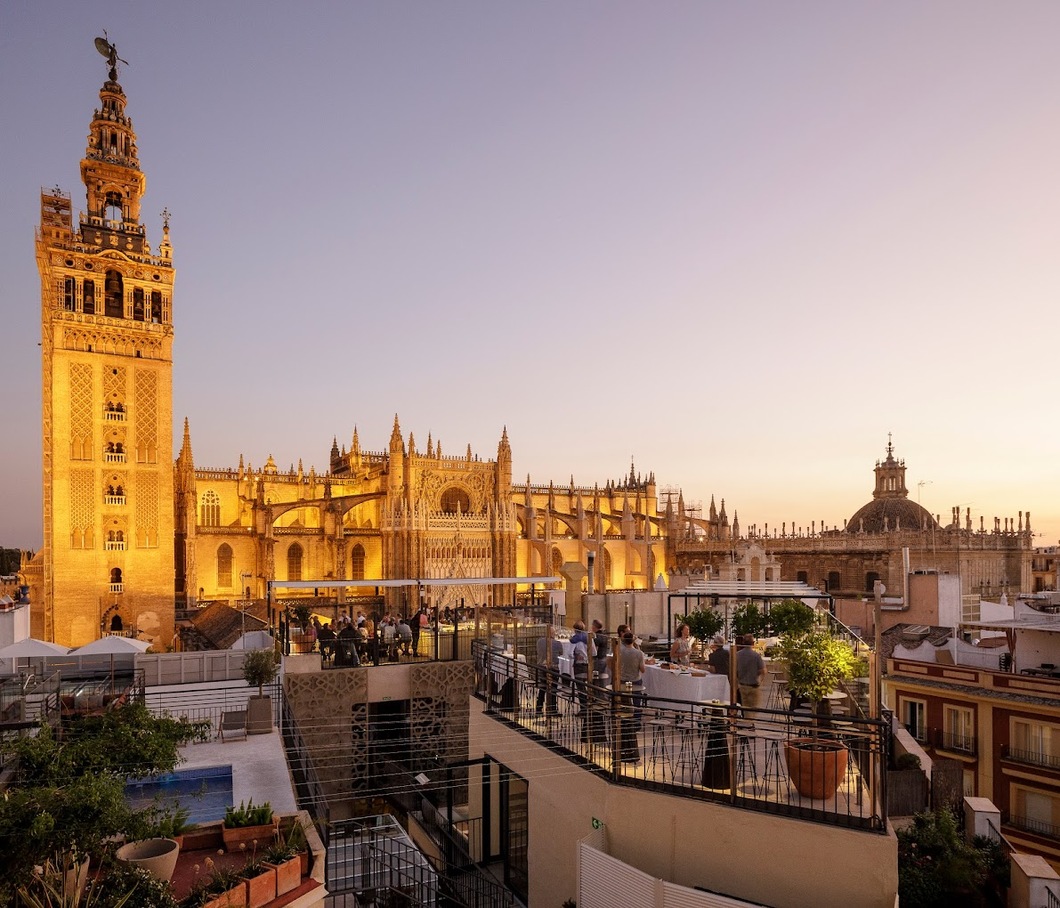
[473,642,888,833]
[109,583,123,594]
[104,495,126,506]
[104,541,126,552]
[104,452,126,463]
[1001,745,1060,771]
[1004,812,1060,843]
[103,409,126,422]
[930,728,977,756]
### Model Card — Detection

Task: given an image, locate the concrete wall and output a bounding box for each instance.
[469,701,897,908]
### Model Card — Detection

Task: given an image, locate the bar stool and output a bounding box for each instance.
[757,727,789,800]
[647,713,675,778]
[766,672,787,712]
[671,716,701,784]
[734,720,758,792]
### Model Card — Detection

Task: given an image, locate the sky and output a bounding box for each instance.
[2,2,1060,552]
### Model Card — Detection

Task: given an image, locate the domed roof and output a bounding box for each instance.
[845,439,940,534]
[846,497,937,534]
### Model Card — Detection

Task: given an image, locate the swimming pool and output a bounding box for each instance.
[124,764,234,824]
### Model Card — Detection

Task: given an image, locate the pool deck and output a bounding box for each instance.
[178,728,298,816]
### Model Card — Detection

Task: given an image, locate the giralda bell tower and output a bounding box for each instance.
[36,38,175,646]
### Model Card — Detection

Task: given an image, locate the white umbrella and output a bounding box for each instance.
[73,636,152,655]
[0,638,70,657]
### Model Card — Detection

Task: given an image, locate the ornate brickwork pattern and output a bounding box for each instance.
[103,365,126,405]
[285,669,370,798]
[410,662,473,765]
[134,369,157,449]
[136,474,159,546]
[70,362,93,449]
[71,469,95,544]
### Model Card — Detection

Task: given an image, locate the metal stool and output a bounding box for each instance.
[647,714,674,778]
[766,673,787,712]
[758,728,789,800]
[734,720,758,791]
[671,718,701,783]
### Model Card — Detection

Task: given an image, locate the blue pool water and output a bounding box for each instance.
[124,764,234,824]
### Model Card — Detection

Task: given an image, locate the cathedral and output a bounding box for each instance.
[29,50,669,646]
[27,47,1035,647]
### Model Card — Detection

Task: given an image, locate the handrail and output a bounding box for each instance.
[473,640,888,833]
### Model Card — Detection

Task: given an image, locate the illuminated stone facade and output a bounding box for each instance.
[35,62,175,646]
[176,419,667,613]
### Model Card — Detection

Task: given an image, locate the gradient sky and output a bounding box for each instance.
[3,3,1059,552]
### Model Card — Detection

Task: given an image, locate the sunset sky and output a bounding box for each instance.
[3,3,1059,552]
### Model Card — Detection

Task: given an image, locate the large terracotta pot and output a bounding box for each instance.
[115,837,180,883]
[783,737,848,800]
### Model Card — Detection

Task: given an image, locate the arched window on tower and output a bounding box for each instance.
[150,291,163,323]
[63,278,75,311]
[287,544,303,582]
[132,288,145,321]
[217,544,233,589]
[104,190,123,222]
[104,269,123,318]
[200,490,220,527]
[350,544,365,580]
[83,279,95,315]
[440,487,471,514]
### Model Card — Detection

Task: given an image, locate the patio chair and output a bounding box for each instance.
[219,709,247,742]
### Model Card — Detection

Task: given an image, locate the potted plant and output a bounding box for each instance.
[186,858,248,908]
[222,799,276,853]
[675,608,723,660]
[115,835,181,883]
[775,630,857,799]
[731,602,766,639]
[766,599,817,637]
[242,648,278,735]
[262,821,307,897]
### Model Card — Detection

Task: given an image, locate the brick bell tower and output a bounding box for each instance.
[35,37,175,646]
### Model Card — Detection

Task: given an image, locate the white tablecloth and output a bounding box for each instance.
[642,664,729,705]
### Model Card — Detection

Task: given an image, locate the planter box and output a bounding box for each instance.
[202,885,246,908]
[245,866,276,908]
[222,820,278,853]
[246,695,272,735]
[267,856,302,897]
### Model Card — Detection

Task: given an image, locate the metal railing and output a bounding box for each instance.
[1004,812,1060,842]
[474,641,888,833]
[325,815,438,906]
[1001,745,1060,771]
[141,677,279,739]
[1046,883,1060,908]
[930,728,977,755]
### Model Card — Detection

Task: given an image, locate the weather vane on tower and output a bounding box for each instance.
[94,31,128,81]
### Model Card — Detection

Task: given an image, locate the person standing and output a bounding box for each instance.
[706,635,730,676]
[736,634,767,711]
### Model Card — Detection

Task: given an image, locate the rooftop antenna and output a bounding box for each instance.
[94,31,128,81]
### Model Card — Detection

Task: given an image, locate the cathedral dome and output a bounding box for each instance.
[846,497,937,534]
[844,439,940,534]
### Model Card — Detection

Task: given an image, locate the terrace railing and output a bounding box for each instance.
[473,641,888,833]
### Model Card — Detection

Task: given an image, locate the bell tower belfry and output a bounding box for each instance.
[36,38,175,646]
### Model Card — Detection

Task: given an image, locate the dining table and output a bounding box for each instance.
[641,663,730,707]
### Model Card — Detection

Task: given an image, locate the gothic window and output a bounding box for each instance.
[83,279,95,315]
[200,490,220,527]
[63,278,75,311]
[110,567,122,584]
[133,288,145,321]
[440,487,471,514]
[551,547,563,576]
[217,544,233,588]
[104,269,123,318]
[602,548,613,589]
[287,543,303,581]
[865,571,881,593]
[350,544,365,580]
[150,290,163,323]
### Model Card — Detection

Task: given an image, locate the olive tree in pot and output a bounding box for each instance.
[775,630,857,799]
[243,648,279,735]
